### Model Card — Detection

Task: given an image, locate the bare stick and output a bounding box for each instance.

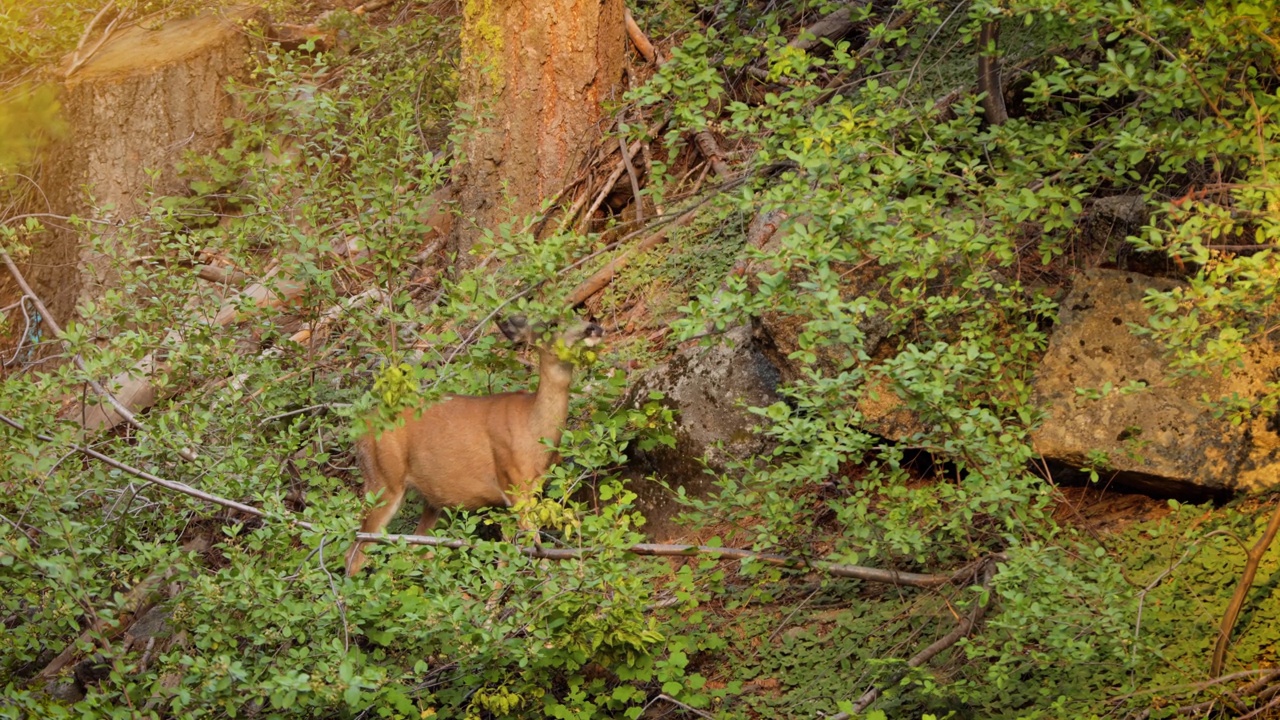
[693,132,730,179]
[702,209,786,332]
[624,7,659,64]
[195,264,249,286]
[830,560,998,718]
[565,207,699,306]
[619,134,645,224]
[643,693,716,719]
[357,530,997,589]
[579,137,645,230]
[2,407,1003,593]
[64,6,130,78]
[1,251,146,431]
[1211,500,1280,676]
[0,412,289,525]
[977,20,1008,126]
[353,0,400,15]
[786,2,866,54]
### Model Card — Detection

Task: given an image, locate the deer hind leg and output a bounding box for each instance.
[345,483,406,576]
[413,504,441,535]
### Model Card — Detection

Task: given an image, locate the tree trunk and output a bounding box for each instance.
[22,9,258,335]
[449,0,626,264]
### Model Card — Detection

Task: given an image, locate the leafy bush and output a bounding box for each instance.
[4,0,1280,717]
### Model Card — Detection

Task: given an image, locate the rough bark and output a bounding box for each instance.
[22,9,259,334]
[449,0,626,263]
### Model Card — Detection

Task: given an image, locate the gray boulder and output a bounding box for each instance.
[627,325,781,539]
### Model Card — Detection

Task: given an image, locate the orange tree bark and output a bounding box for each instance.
[450,0,626,263]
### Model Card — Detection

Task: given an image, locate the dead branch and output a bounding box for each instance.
[1211,499,1280,676]
[288,287,387,347]
[0,249,203,458]
[564,161,793,306]
[977,20,1008,126]
[804,9,916,109]
[0,411,287,524]
[702,209,787,333]
[1122,669,1280,719]
[644,693,717,719]
[746,1,870,88]
[0,408,997,594]
[63,4,130,78]
[619,135,645,224]
[830,559,999,719]
[624,9,729,182]
[195,264,249,286]
[355,532,998,589]
[693,132,731,179]
[624,7,660,64]
[578,137,646,230]
[730,209,787,279]
[36,534,209,682]
[566,207,699,306]
[787,2,866,54]
[353,0,402,15]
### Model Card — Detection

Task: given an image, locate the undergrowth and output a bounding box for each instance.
[1,0,1279,717]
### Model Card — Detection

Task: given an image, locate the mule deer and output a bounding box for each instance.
[345,316,605,575]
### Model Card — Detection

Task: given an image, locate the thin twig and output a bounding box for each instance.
[830,559,999,718]
[316,536,350,652]
[0,411,288,525]
[0,512,37,542]
[0,249,199,461]
[1212,499,1280,675]
[0,415,995,593]
[64,6,130,78]
[357,530,999,589]
[620,134,645,224]
[644,693,716,719]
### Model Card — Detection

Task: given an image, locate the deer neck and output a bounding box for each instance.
[529,347,575,443]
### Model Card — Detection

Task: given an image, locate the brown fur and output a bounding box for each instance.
[345,318,603,574]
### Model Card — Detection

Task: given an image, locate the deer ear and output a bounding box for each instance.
[497,315,536,344]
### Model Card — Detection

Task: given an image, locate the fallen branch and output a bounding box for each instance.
[703,209,787,333]
[36,534,210,682]
[620,134,645,224]
[288,287,387,347]
[830,558,999,718]
[357,530,999,589]
[644,693,716,719]
[810,9,917,108]
[63,4,130,78]
[624,8,729,181]
[786,2,867,54]
[195,263,249,287]
[565,207,700,306]
[1120,669,1280,719]
[693,131,731,179]
[0,411,290,524]
[564,163,791,307]
[0,249,202,460]
[579,136,647,230]
[730,209,787,279]
[624,7,660,64]
[1211,499,1280,676]
[353,0,400,15]
[0,408,996,593]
